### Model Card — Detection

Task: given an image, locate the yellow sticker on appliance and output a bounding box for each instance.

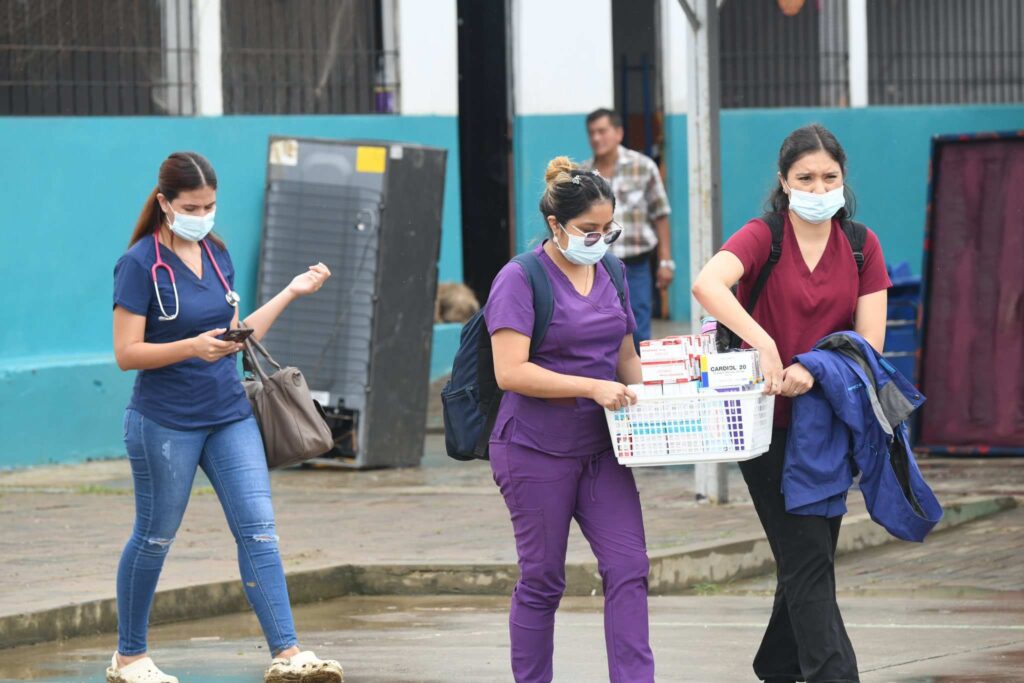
[356,146,387,174]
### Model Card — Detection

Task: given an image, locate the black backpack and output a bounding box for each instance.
[716,213,867,352]
[441,250,627,461]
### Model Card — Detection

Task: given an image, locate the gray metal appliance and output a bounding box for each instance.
[257,136,447,468]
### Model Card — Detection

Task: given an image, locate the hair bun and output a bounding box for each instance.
[544,156,576,187]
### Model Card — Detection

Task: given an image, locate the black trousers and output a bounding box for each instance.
[738,428,859,683]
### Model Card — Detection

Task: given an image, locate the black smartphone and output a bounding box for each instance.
[221,327,255,343]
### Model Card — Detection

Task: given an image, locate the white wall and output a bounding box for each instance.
[397,0,458,115]
[659,0,691,115]
[512,0,614,115]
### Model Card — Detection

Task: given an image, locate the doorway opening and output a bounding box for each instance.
[612,0,669,319]
[456,0,514,304]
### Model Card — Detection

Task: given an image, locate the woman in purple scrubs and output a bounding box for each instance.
[487,156,653,683]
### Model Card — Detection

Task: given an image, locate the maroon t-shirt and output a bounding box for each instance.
[721,215,892,427]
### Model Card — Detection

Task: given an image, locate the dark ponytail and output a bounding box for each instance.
[765,123,856,220]
[129,151,223,249]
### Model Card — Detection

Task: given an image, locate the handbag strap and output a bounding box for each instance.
[241,322,285,383]
[245,333,283,371]
[242,338,272,382]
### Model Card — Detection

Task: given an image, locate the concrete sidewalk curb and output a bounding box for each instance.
[1,495,1015,650]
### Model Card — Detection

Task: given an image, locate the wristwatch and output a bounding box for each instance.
[659,259,676,270]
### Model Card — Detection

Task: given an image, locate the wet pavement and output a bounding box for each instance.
[0,434,756,619]
[1,507,1021,682]
[0,595,1019,682]
[4,433,1023,622]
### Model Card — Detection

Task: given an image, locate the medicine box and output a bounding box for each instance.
[703,350,762,390]
[640,337,691,384]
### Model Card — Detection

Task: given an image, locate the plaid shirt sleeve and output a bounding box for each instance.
[644,157,671,220]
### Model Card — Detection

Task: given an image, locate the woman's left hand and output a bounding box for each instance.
[287,262,332,297]
[780,362,815,398]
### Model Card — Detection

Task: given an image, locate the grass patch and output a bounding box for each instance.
[692,582,721,596]
[71,484,216,496]
[73,485,130,495]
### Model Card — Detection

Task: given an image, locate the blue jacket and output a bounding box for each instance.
[785,332,943,542]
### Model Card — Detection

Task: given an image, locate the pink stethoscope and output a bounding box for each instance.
[151,233,240,321]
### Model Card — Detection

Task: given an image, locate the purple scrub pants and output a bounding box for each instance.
[489,440,655,683]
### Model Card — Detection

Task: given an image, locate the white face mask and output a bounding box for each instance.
[786,185,846,224]
[166,206,216,242]
[554,223,611,266]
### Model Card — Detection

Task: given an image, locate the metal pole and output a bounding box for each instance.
[621,54,630,145]
[682,0,728,503]
[641,53,653,158]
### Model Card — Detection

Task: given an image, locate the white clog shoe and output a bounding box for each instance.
[105,653,179,683]
[264,650,344,683]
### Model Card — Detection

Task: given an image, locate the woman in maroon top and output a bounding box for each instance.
[693,124,891,683]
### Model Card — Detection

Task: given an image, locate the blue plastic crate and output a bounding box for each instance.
[887,298,919,321]
[885,321,919,354]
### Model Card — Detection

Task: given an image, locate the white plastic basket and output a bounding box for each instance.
[605,388,775,467]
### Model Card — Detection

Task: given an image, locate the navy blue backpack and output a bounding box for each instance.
[441,250,627,461]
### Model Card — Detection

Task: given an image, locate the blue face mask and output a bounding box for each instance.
[167,207,216,242]
[787,186,846,224]
[555,223,610,266]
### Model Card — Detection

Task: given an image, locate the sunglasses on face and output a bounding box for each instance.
[563,222,624,247]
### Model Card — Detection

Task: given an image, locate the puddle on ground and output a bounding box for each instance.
[0,595,509,682]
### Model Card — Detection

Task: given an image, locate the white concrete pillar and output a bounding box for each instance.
[397,0,458,115]
[193,0,223,116]
[660,0,691,116]
[511,0,614,115]
[684,0,729,505]
[847,0,869,107]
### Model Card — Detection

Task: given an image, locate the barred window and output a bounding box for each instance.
[718,0,1023,109]
[220,0,398,115]
[0,0,197,116]
[719,0,849,109]
[868,0,1024,105]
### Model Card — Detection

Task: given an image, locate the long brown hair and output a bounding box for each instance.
[129,152,226,249]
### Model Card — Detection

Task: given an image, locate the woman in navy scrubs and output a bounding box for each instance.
[109,152,342,683]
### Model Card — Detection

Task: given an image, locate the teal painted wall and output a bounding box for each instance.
[515,105,1024,322]
[429,323,463,381]
[513,114,595,254]
[0,115,460,467]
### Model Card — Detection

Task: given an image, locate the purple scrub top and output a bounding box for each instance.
[486,243,637,456]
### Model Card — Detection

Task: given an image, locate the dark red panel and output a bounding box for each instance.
[919,137,1024,449]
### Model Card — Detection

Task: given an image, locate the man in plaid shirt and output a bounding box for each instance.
[580,108,674,349]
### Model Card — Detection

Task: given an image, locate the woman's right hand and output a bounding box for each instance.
[756,341,785,395]
[191,328,243,362]
[590,380,638,411]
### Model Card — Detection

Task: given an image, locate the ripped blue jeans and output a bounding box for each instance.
[117,408,297,656]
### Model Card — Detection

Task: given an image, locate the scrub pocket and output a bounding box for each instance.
[490,442,580,564]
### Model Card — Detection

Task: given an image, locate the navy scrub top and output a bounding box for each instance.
[113,236,252,430]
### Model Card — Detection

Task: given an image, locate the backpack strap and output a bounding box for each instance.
[600,252,628,313]
[839,218,867,273]
[511,252,555,356]
[746,213,786,313]
[717,213,784,351]
[473,252,553,460]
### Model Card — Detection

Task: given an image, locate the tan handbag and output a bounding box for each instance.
[241,335,335,469]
